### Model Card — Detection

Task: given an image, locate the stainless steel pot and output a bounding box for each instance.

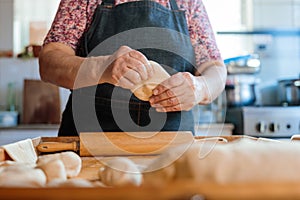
[225,84,256,107]
[278,78,300,106]
[224,54,261,75]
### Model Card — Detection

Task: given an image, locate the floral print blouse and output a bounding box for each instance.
[44,0,222,67]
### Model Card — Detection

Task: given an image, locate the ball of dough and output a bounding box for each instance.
[131,60,170,101]
[37,151,81,178]
[0,165,46,187]
[0,160,36,171]
[99,157,142,187]
[144,138,300,185]
[37,159,67,183]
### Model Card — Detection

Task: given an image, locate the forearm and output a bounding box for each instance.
[195,61,227,104]
[39,42,109,89]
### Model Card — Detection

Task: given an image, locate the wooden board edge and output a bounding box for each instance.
[0,147,12,162]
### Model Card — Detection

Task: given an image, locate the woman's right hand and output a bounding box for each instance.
[103,46,154,89]
[39,43,152,90]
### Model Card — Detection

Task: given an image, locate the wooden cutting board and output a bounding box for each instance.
[22,79,61,124]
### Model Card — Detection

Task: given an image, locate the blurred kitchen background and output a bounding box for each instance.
[0,0,299,144]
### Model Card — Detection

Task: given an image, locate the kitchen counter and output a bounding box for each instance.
[0,124,59,130]
[0,123,234,146]
[195,123,234,136]
[0,124,59,146]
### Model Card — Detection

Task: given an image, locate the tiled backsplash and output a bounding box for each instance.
[0,58,70,121]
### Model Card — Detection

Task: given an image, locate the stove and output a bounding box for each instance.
[225,106,300,138]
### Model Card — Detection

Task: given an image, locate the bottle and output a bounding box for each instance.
[7,82,16,111]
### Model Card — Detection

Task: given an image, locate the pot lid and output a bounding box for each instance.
[226,74,260,85]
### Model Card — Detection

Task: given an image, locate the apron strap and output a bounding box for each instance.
[101,0,179,10]
[169,0,179,10]
[101,0,115,6]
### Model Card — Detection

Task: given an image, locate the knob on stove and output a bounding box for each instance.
[269,123,280,133]
[256,121,267,133]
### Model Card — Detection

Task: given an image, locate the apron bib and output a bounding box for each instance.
[59,0,196,136]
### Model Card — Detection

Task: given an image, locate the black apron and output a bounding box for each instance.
[58,0,197,136]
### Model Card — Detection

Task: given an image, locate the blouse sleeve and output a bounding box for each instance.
[43,0,98,51]
[186,0,222,67]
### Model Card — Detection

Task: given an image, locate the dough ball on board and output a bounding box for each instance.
[0,160,36,169]
[131,60,170,101]
[37,151,81,178]
[37,159,67,183]
[0,165,46,187]
[144,138,300,185]
[99,157,142,187]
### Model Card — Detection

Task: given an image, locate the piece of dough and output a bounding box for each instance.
[131,60,170,101]
[37,159,67,183]
[0,161,36,175]
[2,139,37,164]
[37,151,81,178]
[99,157,142,187]
[144,138,300,185]
[0,165,46,187]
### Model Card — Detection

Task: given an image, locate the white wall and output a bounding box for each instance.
[0,58,70,121]
[0,0,13,51]
[13,0,60,54]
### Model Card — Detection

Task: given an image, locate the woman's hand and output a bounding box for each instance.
[149,72,210,112]
[103,46,154,89]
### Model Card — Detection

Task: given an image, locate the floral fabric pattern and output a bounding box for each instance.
[44,0,222,67]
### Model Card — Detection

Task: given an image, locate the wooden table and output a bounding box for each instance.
[1,156,300,200]
[1,135,300,200]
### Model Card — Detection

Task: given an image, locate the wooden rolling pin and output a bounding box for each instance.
[37,131,194,156]
[36,141,79,153]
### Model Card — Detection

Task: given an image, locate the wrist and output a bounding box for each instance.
[194,64,227,105]
[87,56,112,85]
[194,76,212,105]
[74,56,111,89]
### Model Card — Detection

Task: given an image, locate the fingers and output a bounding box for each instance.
[112,60,142,84]
[116,76,135,89]
[152,73,186,96]
[110,46,154,88]
[149,72,197,112]
[128,51,154,79]
[150,85,195,112]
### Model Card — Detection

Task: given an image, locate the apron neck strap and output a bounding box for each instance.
[101,0,179,10]
[169,0,179,10]
[101,0,115,6]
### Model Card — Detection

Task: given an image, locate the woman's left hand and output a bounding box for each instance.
[149,72,206,112]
